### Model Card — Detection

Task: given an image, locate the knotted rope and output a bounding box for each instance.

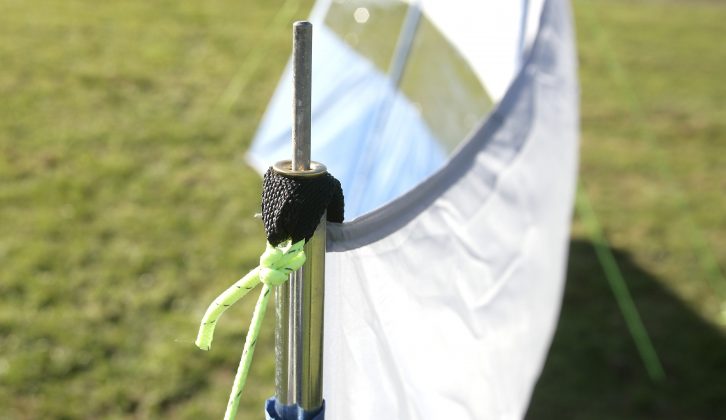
[195,239,306,420]
[195,167,343,420]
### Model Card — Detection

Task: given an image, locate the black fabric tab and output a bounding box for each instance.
[261,168,344,246]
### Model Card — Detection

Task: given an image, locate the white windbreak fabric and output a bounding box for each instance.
[322,0,578,419]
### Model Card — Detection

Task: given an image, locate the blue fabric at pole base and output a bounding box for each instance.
[265,398,325,420]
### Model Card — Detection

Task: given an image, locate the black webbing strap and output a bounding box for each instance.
[261,167,344,246]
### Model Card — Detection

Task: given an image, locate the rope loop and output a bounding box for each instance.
[259,240,306,287]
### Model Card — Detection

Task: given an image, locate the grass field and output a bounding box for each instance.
[1,0,724,418]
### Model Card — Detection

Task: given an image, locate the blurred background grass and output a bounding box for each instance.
[0,0,723,418]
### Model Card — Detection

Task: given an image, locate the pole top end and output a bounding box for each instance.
[293,21,312,29]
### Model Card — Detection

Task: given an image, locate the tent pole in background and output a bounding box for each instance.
[273,21,326,419]
[517,0,531,68]
[387,1,422,88]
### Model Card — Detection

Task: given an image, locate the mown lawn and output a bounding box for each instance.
[0,0,723,419]
[0,0,313,417]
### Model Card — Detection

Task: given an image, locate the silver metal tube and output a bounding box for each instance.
[292,21,312,171]
[274,20,325,414]
[274,191,326,410]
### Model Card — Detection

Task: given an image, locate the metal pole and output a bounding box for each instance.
[292,21,312,172]
[274,20,326,416]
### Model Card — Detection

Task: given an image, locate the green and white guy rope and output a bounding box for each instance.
[196,239,306,420]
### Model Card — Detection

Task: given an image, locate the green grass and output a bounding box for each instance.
[0,0,313,417]
[0,0,724,418]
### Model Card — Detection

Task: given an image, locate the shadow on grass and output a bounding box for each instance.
[527,239,726,420]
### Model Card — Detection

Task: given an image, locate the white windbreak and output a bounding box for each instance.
[252,0,578,418]
[322,0,578,418]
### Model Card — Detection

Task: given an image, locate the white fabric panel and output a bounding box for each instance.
[322,0,578,419]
